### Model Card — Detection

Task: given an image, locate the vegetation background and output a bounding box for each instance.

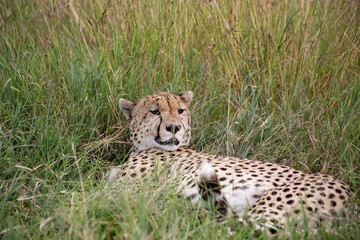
[1,0,359,239]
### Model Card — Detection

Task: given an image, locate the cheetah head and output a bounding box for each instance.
[119,91,193,153]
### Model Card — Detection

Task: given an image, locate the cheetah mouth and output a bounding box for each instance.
[155,136,180,146]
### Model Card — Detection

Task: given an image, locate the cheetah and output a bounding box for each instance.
[107,91,356,235]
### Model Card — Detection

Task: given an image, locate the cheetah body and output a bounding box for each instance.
[108,91,355,233]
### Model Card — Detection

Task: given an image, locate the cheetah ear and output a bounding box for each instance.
[180,91,193,107]
[119,98,135,120]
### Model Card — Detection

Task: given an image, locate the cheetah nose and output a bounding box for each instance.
[166,124,181,134]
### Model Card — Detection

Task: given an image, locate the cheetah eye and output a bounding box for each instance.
[150,109,160,115]
[178,109,185,114]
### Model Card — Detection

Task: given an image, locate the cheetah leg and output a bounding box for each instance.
[197,162,231,217]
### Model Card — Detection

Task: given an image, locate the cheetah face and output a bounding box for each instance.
[119,91,193,153]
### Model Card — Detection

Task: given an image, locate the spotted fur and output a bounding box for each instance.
[108,91,356,235]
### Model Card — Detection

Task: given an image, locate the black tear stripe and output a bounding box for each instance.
[173,97,187,133]
[153,102,161,139]
[180,120,186,132]
[176,96,190,128]
[179,106,186,130]
[156,115,162,140]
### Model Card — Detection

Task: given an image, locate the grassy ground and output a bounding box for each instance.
[1,0,359,239]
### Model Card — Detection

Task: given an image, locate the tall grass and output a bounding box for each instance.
[1,0,359,239]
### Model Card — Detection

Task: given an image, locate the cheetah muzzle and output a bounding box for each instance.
[108,91,357,237]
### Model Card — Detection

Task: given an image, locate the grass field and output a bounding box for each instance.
[1,0,359,239]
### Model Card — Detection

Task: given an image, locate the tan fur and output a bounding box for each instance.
[109,91,356,235]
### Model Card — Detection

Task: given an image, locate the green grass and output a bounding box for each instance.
[1,0,359,239]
